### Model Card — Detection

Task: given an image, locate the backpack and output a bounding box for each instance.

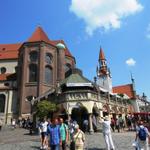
[138,127,146,141]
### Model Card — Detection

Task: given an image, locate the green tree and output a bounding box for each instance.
[36,100,57,119]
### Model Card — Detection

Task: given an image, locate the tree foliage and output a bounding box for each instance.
[117,93,124,97]
[36,100,57,119]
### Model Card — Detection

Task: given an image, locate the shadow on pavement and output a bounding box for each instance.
[30,146,40,149]
[24,132,39,136]
[86,148,106,150]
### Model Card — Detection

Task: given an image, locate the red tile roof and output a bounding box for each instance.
[0,73,12,81]
[28,27,73,58]
[0,43,21,60]
[113,84,134,99]
[0,27,74,60]
[50,40,73,57]
[28,26,49,43]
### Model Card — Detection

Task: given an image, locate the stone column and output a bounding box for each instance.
[89,113,94,134]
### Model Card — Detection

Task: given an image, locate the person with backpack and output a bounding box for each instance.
[59,118,69,150]
[135,121,150,150]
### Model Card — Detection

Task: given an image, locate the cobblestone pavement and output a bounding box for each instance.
[0,127,149,150]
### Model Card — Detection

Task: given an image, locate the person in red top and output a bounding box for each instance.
[110,118,115,132]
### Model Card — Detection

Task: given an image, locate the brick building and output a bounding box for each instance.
[0,27,133,130]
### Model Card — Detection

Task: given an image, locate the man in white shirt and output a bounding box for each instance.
[39,118,48,149]
[102,116,115,150]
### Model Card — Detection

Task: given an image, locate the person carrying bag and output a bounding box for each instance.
[70,124,85,150]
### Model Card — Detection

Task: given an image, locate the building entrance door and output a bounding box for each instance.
[71,106,88,130]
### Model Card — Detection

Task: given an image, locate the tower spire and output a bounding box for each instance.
[97,47,112,92]
[99,47,105,62]
[98,47,108,76]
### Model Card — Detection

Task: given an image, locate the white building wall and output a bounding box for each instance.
[0,85,18,124]
[131,99,140,112]
[97,76,112,93]
[0,60,17,73]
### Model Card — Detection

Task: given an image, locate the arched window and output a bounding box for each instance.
[26,96,35,102]
[0,94,5,113]
[45,53,53,64]
[29,64,38,82]
[1,67,6,74]
[65,63,71,72]
[45,66,53,84]
[29,51,38,62]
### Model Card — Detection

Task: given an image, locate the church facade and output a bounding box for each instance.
[0,27,134,128]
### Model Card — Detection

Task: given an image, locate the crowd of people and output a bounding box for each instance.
[38,117,85,150]
[0,114,150,150]
[100,115,150,150]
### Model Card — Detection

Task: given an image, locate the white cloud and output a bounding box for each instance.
[126,58,136,66]
[69,0,143,35]
[146,23,150,39]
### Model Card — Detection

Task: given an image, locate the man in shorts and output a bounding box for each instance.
[39,118,48,149]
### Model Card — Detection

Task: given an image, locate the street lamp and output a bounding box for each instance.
[142,93,147,112]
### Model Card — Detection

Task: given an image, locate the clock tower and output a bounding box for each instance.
[96,47,112,92]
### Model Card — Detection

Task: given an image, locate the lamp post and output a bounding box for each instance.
[142,93,147,112]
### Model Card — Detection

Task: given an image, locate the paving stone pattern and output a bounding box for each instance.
[0,127,148,150]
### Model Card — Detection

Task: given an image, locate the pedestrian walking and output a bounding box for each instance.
[110,118,115,132]
[115,118,120,133]
[59,118,69,150]
[102,116,115,150]
[47,118,61,150]
[0,118,3,131]
[39,118,48,149]
[12,119,16,129]
[83,119,89,133]
[118,116,124,132]
[71,124,85,150]
[28,120,33,135]
[68,119,75,141]
[135,120,150,150]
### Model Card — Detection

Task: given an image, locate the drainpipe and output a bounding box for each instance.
[5,90,10,124]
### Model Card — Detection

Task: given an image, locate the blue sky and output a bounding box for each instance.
[0,0,150,99]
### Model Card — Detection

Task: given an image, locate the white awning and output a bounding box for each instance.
[66,83,92,87]
[99,87,108,93]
